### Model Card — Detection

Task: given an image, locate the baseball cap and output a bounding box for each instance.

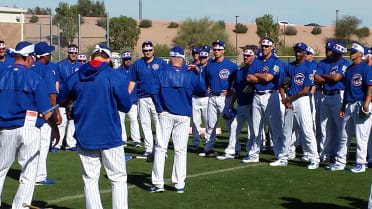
[8,41,34,57]
[35,42,55,58]
[77,54,87,61]
[243,49,254,56]
[332,42,347,54]
[365,47,372,58]
[348,42,364,54]
[261,38,273,47]
[192,47,201,54]
[169,46,185,59]
[142,41,153,50]
[293,42,308,52]
[92,44,111,58]
[325,41,335,50]
[212,40,225,50]
[68,46,78,53]
[199,50,209,58]
[121,51,131,60]
[202,44,211,52]
[306,47,315,55]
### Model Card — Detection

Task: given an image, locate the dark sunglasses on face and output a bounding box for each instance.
[69,52,78,54]
[262,45,270,48]
[143,49,153,52]
[214,49,223,51]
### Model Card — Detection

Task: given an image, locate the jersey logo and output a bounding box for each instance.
[74,68,79,72]
[294,73,305,85]
[152,64,159,70]
[261,66,269,73]
[330,65,338,74]
[352,74,362,86]
[309,73,314,81]
[13,68,18,71]
[219,69,230,79]
[273,65,279,73]
[342,65,347,72]
[243,85,252,93]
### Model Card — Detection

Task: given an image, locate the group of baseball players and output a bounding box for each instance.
[0,36,371,209]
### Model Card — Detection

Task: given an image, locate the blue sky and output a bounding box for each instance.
[2,0,372,26]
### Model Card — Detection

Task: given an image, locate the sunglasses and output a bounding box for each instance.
[261,45,271,48]
[143,49,153,52]
[69,52,78,54]
[214,49,223,51]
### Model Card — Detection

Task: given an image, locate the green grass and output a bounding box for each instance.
[1,125,371,209]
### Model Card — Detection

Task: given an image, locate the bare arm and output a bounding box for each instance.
[247,74,259,83]
[322,73,343,84]
[254,73,274,82]
[287,86,311,103]
[128,81,136,94]
[314,74,325,85]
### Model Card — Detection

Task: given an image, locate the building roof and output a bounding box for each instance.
[0,6,27,13]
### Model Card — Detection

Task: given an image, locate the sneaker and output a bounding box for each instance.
[66,147,77,151]
[216,153,235,160]
[123,143,128,147]
[241,156,259,163]
[134,142,142,147]
[270,159,288,167]
[125,155,133,161]
[307,162,319,170]
[148,186,165,193]
[176,188,184,193]
[326,163,345,171]
[50,148,59,152]
[301,156,310,162]
[143,152,152,157]
[198,150,216,157]
[36,178,56,185]
[350,164,366,173]
[288,155,296,160]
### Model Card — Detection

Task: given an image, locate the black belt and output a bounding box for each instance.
[324,90,341,96]
[255,90,273,95]
[211,92,221,96]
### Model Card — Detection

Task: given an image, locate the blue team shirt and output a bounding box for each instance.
[1,54,14,67]
[193,64,208,97]
[117,66,138,104]
[285,61,314,96]
[344,62,372,103]
[248,55,282,91]
[205,58,239,93]
[57,58,82,89]
[129,56,167,98]
[0,64,51,128]
[31,61,57,94]
[232,65,254,106]
[47,61,59,83]
[318,58,349,91]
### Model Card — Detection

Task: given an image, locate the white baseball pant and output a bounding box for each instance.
[78,145,128,209]
[119,104,141,143]
[55,107,76,149]
[55,107,67,149]
[335,102,372,165]
[368,129,372,163]
[65,120,77,149]
[191,96,209,147]
[36,123,52,182]
[0,126,40,209]
[369,178,372,209]
[278,96,319,162]
[248,91,283,160]
[152,111,190,189]
[138,97,160,153]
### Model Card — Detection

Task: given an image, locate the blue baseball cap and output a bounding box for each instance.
[192,47,201,54]
[202,44,211,52]
[306,47,315,55]
[348,42,364,54]
[293,42,308,52]
[325,41,335,50]
[169,46,185,59]
[332,42,347,54]
[142,41,153,50]
[92,44,111,58]
[121,51,131,60]
[212,40,225,50]
[8,41,34,57]
[35,42,55,58]
[199,49,209,58]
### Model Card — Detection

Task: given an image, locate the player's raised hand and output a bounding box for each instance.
[187,64,200,73]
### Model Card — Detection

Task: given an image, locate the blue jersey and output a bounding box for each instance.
[193,64,208,97]
[0,64,51,128]
[205,58,239,93]
[47,61,59,83]
[59,61,133,150]
[57,58,82,89]
[285,61,314,96]
[344,62,372,103]
[31,61,57,94]
[248,55,282,90]
[233,65,254,106]
[152,64,206,116]
[129,56,167,98]
[117,66,138,104]
[1,54,14,67]
[320,58,349,91]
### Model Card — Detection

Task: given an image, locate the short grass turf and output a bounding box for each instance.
[1,127,371,209]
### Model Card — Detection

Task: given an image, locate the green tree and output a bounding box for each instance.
[109,16,140,50]
[173,17,229,51]
[234,23,248,33]
[255,14,280,44]
[77,0,106,17]
[54,2,79,44]
[356,27,370,39]
[27,6,51,15]
[335,15,361,44]
[153,44,171,57]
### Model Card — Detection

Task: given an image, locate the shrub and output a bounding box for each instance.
[30,15,39,23]
[234,23,248,33]
[153,44,171,58]
[311,26,322,35]
[215,20,225,29]
[285,26,297,35]
[168,21,179,28]
[139,19,152,28]
[96,18,106,28]
[356,27,370,38]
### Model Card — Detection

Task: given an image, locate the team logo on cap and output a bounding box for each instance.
[352,74,362,86]
[294,73,305,85]
[152,64,159,70]
[219,69,230,79]
[330,65,339,74]
[262,66,269,73]
[261,39,273,46]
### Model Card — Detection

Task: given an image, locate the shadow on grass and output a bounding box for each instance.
[6,169,20,181]
[0,202,11,209]
[339,196,368,209]
[280,197,353,209]
[31,200,72,209]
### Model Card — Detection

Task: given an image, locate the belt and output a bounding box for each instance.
[211,92,221,96]
[255,90,273,95]
[324,90,341,96]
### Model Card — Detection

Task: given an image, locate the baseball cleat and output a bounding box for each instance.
[269,160,288,166]
[216,153,235,160]
[148,186,165,193]
[133,142,142,147]
[176,188,184,193]
[142,152,152,157]
[325,163,345,171]
[50,148,60,152]
[307,162,319,170]
[66,147,78,151]
[350,164,365,173]
[301,156,310,162]
[198,150,216,157]
[36,178,56,185]
[241,156,259,163]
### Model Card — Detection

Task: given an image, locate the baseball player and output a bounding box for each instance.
[327,42,372,173]
[364,48,372,165]
[128,41,167,157]
[117,51,141,147]
[271,42,319,169]
[198,40,239,157]
[191,49,209,151]
[0,40,14,67]
[149,46,206,193]
[77,54,88,64]
[217,48,256,160]
[191,47,201,65]
[32,42,62,185]
[245,37,284,162]
[0,41,59,209]
[59,44,132,209]
[54,44,82,152]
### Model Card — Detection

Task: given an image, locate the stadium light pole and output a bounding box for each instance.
[139,0,142,20]
[235,16,239,52]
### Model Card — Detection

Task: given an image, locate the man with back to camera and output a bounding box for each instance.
[59,44,132,209]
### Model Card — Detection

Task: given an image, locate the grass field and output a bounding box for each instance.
[1,125,371,209]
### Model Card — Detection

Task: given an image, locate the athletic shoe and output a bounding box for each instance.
[148,186,165,193]
[307,162,319,170]
[125,155,132,161]
[301,156,310,162]
[269,160,288,167]
[198,150,216,157]
[143,152,152,157]
[241,156,259,163]
[123,143,127,147]
[350,164,365,173]
[325,163,345,171]
[36,178,56,185]
[134,142,142,148]
[288,155,296,160]
[216,153,235,160]
[50,148,59,152]
[66,147,77,151]
[176,188,184,193]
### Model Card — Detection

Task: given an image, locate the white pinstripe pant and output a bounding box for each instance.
[191,96,209,146]
[138,97,160,153]
[55,107,76,149]
[118,104,141,143]
[0,126,40,209]
[78,145,128,209]
[152,111,190,189]
[36,123,52,182]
